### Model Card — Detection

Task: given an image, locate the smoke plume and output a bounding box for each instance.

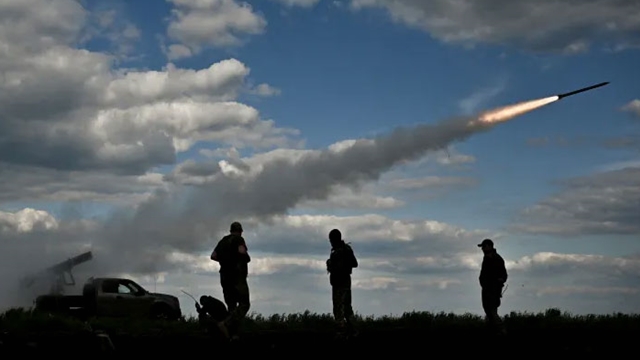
[0,95,558,308]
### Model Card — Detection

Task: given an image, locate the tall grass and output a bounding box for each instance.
[2,307,639,337]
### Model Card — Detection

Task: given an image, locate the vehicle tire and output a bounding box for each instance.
[151,303,176,321]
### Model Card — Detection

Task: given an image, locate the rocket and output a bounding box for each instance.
[557,82,609,100]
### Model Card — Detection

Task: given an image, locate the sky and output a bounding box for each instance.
[0,0,639,319]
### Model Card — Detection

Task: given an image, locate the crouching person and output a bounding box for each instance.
[196,295,229,335]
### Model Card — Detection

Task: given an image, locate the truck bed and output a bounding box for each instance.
[36,295,85,312]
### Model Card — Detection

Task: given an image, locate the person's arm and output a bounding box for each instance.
[195,302,205,317]
[498,257,508,284]
[210,247,219,262]
[237,237,250,263]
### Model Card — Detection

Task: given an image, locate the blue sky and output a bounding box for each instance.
[1,0,639,318]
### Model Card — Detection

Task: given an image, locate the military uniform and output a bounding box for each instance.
[211,222,251,339]
[478,239,508,334]
[326,229,358,336]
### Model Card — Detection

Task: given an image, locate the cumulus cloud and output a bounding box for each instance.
[349,0,640,53]
[0,208,59,234]
[249,83,282,97]
[79,3,142,60]
[0,0,296,175]
[510,166,640,236]
[165,0,267,59]
[0,0,299,305]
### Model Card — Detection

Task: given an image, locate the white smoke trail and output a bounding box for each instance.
[0,91,566,301]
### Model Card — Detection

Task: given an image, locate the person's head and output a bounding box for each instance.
[230,221,243,235]
[477,238,494,254]
[329,228,342,247]
[200,295,213,307]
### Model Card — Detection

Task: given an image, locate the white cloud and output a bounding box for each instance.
[250,83,282,97]
[166,0,267,57]
[0,208,59,233]
[299,188,406,210]
[511,166,640,236]
[349,0,640,54]
[621,99,640,117]
[79,5,142,60]
[0,1,298,175]
[0,163,169,206]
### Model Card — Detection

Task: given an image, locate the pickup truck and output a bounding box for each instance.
[35,277,182,321]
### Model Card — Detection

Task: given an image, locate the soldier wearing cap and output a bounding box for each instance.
[326,228,359,337]
[478,238,508,334]
[211,221,251,340]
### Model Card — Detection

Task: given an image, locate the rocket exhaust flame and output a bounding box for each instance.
[470,81,608,126]
[475,96,560,125]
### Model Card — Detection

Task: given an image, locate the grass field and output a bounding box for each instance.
[1,307,639,355]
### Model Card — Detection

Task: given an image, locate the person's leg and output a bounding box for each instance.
[219,274,237,339]
[227,277,250,338]
[221,273,237,313]
[343,287,357,335]
[494,292,506,335]
[332,286,343,321]
[332,286,348,334]
[481,288,493,323]
[482,288,504,334]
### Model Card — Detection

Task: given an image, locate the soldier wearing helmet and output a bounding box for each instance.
[211,221,251,340]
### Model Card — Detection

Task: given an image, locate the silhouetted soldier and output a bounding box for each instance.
[211,221,251,341]
[478,238,508,335]
[196,295,229,333]
[326,229,359,337]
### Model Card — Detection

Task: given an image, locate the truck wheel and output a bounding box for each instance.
[151,304,175,321]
